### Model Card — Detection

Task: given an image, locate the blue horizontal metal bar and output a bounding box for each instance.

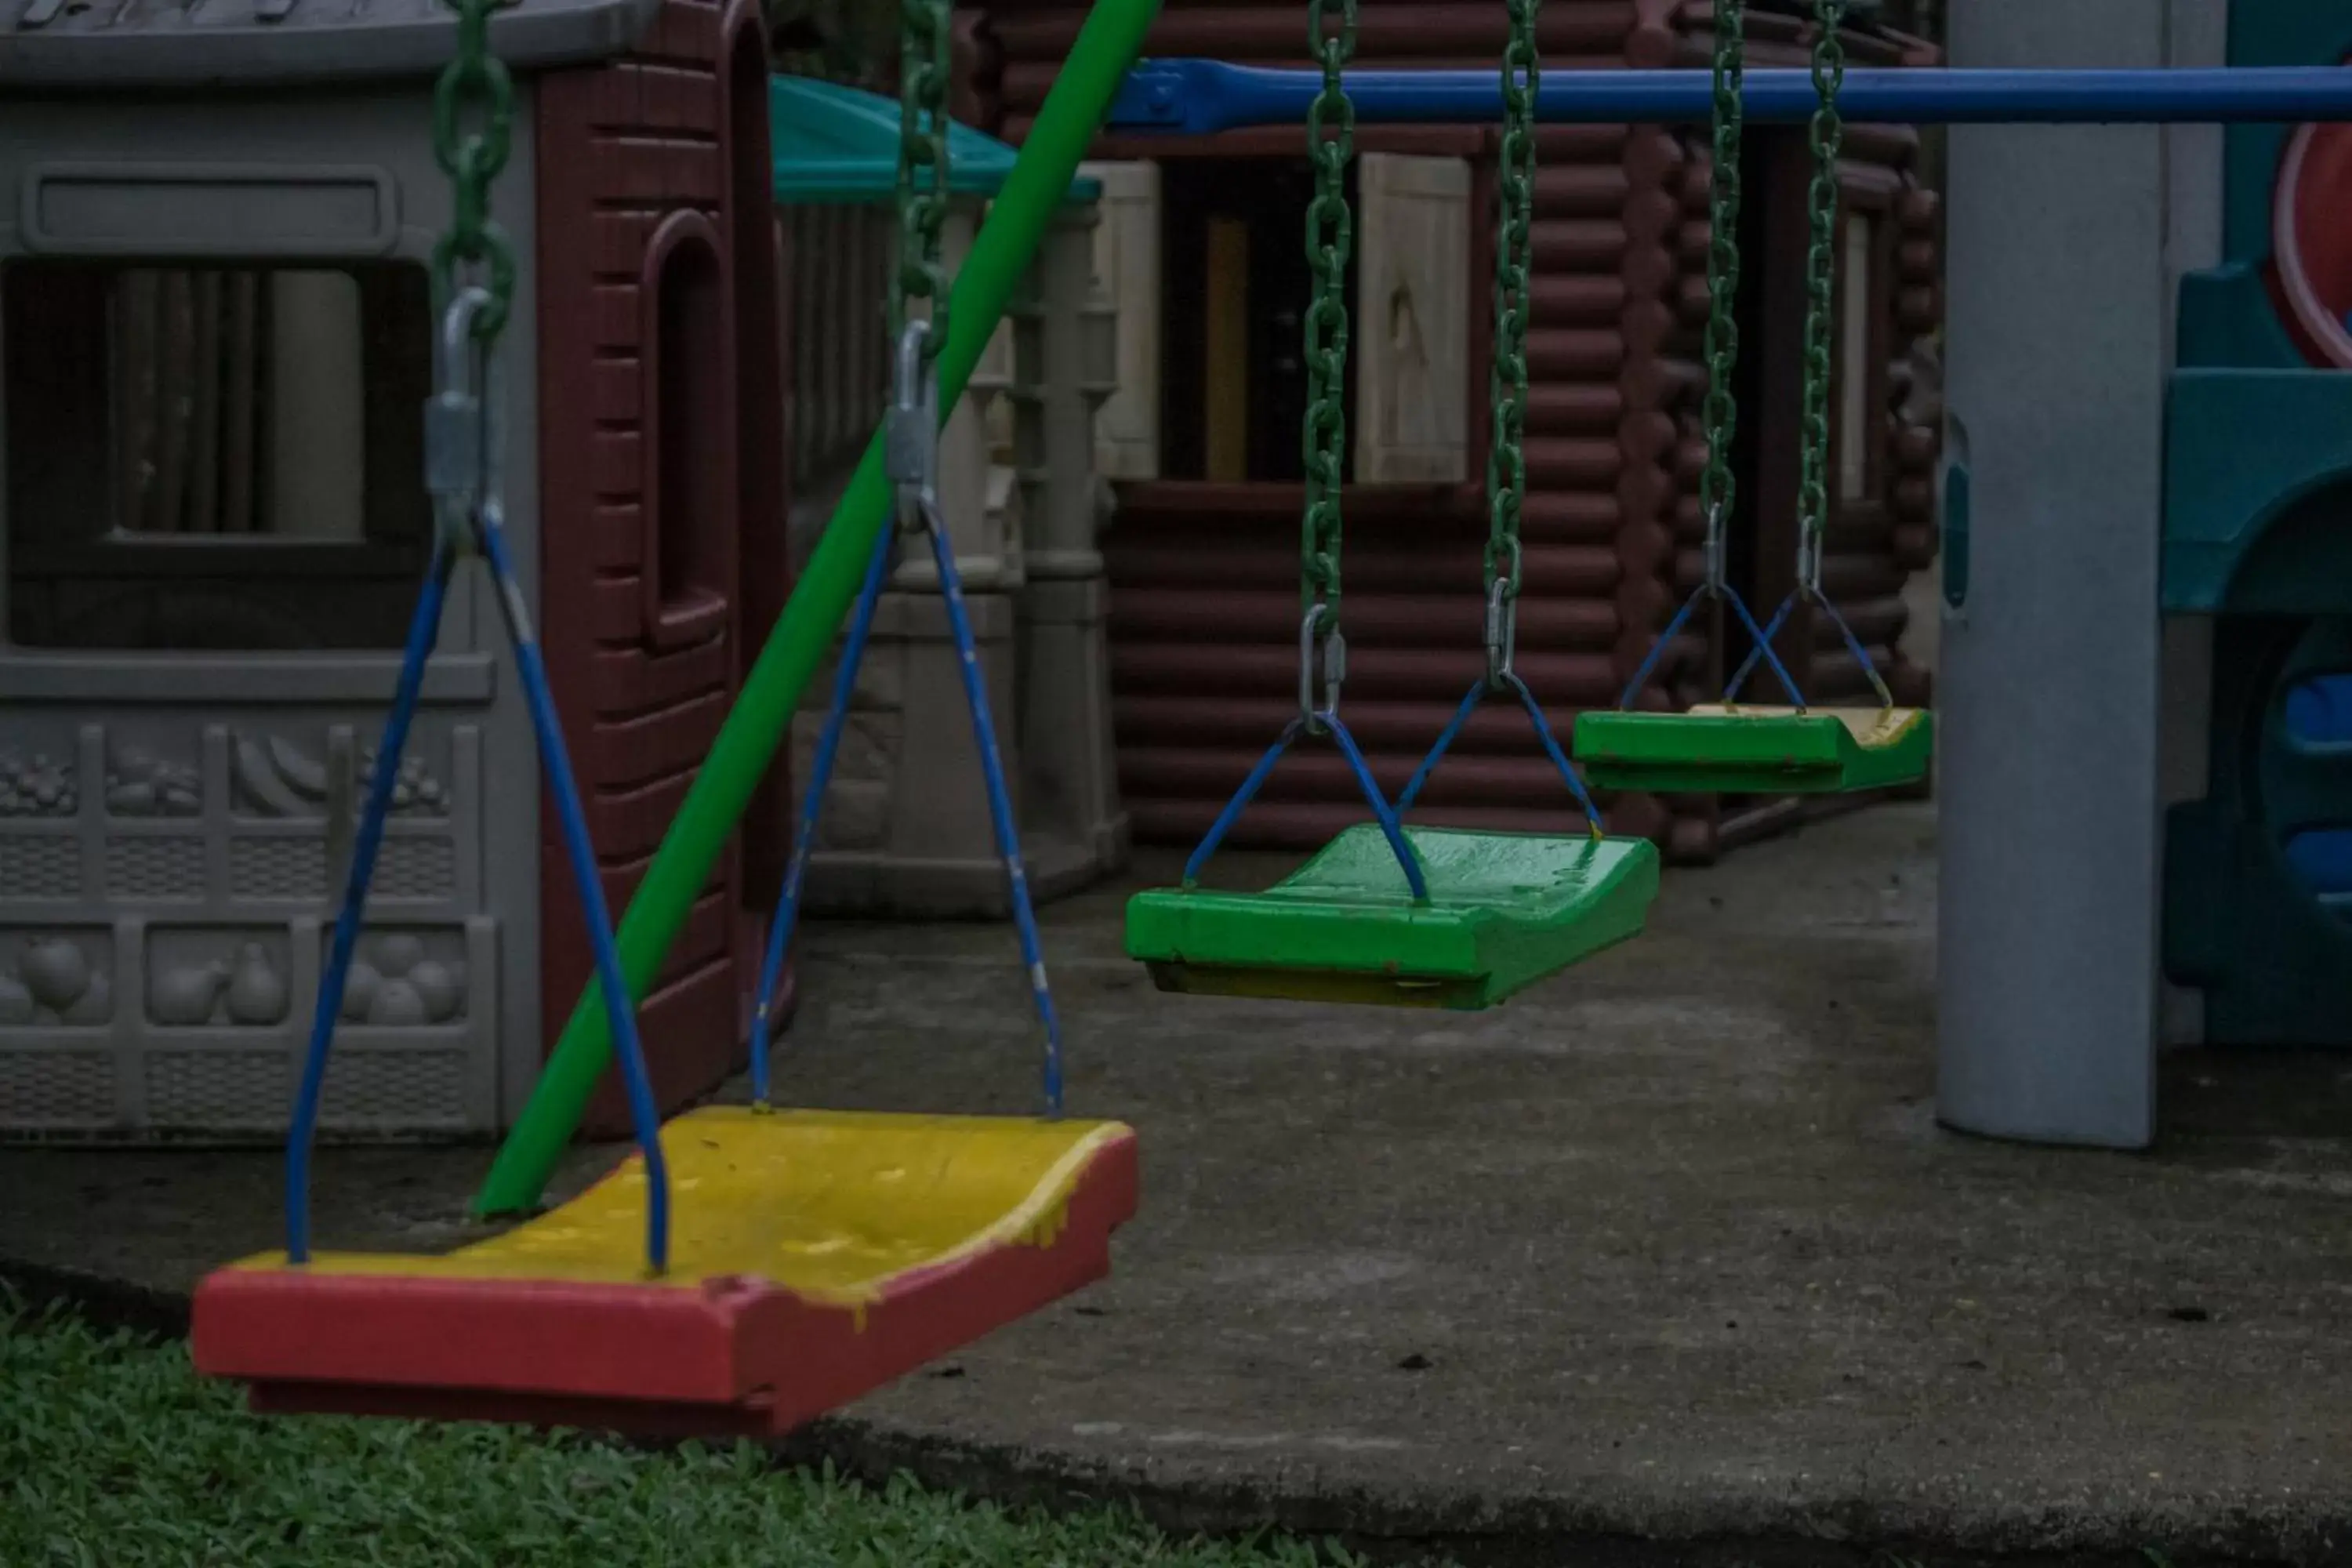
[1108,60,2352,135]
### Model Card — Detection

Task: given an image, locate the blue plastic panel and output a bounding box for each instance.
[2285,673,2352,745]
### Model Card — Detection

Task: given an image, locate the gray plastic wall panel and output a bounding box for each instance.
[0,85,543,1140]
[0,0,660,89]
[1937,0,2168,1149]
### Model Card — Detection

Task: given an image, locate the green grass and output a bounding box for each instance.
[2,1300,1362,1568]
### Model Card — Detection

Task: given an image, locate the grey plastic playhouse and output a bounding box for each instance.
[0,12,598,1140]
[0,14,1129,1139]
[770,76,1130,920]
[0,0,1134,1147]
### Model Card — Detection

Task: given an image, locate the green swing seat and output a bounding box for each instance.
[1563,0,1932,804]
[1122,0,1667,1012]
[1572,703,1934,796]
[1124,825,1660,1010]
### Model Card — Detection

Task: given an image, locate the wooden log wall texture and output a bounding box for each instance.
[971,0,1940,863]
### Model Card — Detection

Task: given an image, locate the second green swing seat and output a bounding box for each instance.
[1125,826,1659,1009]
[1126,0,1658,1010]
[1572,0,1932,801]
[1572,703,1934,796]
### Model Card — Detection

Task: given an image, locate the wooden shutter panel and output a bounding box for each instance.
[1356,153,1472,486]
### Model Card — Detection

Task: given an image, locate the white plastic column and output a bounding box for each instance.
[1937,0,2178,1148]
[268,270,368,543]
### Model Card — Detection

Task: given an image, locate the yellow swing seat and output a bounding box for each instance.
[194,1109,1138,1436]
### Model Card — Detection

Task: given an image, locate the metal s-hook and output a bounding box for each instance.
[1483,580,1517,688]
[1483,536,1522,688]
[424,285,503,557]
[887,318,942,531]
[1298,604,1347,733]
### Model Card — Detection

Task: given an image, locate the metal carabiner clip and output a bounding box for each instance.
[1484,579,1518,688]
[887,319,941,532]
[423,286,503,555]
[1298,604,1346,734]
[1483,535,1522,688]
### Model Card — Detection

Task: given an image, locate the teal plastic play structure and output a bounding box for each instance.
[2161,1,2352,1045]
[768,74,1102,203]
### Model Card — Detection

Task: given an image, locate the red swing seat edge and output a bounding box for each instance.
[189,1126,1140,1437]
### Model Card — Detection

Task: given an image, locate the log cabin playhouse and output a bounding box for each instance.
[971,0,1944,862]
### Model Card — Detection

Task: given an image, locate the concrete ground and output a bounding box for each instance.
[7,803,2352,1566]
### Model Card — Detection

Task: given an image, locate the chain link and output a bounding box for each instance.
[430,0,517,339]
[1796,0,1848,590]
[1485,0,1539,681]
[893,0,956,361]
[1299,0,1357,637]
[1697,0,1744,592]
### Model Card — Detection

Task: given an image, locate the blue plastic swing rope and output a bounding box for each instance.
[1182,727,1303,887]
[1396,682,1487,818]
[286,307,671,1275]
[1181,713,1431,902]
[1609,580,1806,714]
[286,539,452,1268]
[871,313,1063,1119]
[285,514,672,1273]
[477,508,671,1273]
[1719,591,1803,708]
[747,501,1073,1116]
[1181,612,1429,898]
[1614,581,1809,713]
[748,523,897,1109]
[1399,673,1606,840]
[920,501,1066,1116]
[1502,673,1606,833]
[1813,589,1898,710]
[1723,584,1895,710]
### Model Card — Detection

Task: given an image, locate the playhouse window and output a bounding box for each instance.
[641,216,735,649]
[2,260,432,652]
[1087,154,1471,487]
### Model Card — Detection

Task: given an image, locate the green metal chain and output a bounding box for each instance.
[1795,0,1848,589]
[1697,0,1744,588]
[1299,0,1357,639]
[429,0,518,339]
[1485,0,1539,673]
[892,0,956,361]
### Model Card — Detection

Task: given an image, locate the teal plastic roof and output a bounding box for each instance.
[770,74,1101,205]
